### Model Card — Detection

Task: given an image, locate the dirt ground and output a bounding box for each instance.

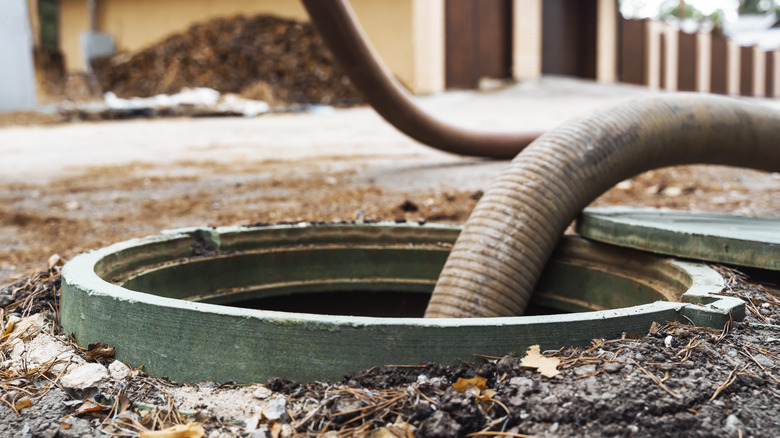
[1,78,779,436]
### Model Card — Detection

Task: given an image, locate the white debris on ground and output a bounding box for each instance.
[59,87,272,118]
[1,312,286,438]
[168,381,276,420]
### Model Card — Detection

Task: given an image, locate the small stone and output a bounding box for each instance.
[574,364,597,376]
[261,395,286,421]
[723,414,743,435]
[60,363,110,389]
[417,410,462,438]
[26,333,84,371]
[108,360,132,380]
[253,386,273,399]
[604,362,624,373]
[9,340,25,360]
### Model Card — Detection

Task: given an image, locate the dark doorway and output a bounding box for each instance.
[445,0,513,89]
[740,45,754,96]
[542,0,597,78]
[619,19,648,85]
[677,31,697,91]
[711,36,728,94]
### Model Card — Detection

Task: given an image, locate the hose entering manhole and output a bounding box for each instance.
[426,95,780,318]
[301,1,780,318]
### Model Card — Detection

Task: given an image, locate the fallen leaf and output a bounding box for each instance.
[0,319,16,341]
[47,254,63,270]
[118,394,131,413]
[15,396,33,411]
[270,421,282,438]
[75,400,107,415]
[60,421,73,430]
[86,343,115,361]
[521,345,561,378]
[370,420,415,438]
[477,388,498,405]
[452,376,487,392]
[140,423,206,438]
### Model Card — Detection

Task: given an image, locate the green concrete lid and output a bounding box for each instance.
[577,207,780,270]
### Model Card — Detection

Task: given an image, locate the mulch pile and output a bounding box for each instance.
[90,14,363,107]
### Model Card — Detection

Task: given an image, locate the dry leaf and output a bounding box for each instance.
[0,318,16,341]
[270,421,282,438]
[60,421,73,430]
[452,376,487,392]
[140,422,206,438]
[15,396,33,411]
[477,388,498,406]
[86,343,115,361]
[75,400,107,415]
[47,254,63,270]
[521,345,561,378]
[370,421,415,438]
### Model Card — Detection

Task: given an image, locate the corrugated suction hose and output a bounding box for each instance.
[301,0,541,158]
[426,94,780,318]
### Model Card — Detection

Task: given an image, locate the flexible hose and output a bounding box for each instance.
[301,0,541,158]
[425,94,780,318]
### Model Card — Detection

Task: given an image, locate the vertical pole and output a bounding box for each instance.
[774,49,780,98]
[753,46,765,96]
[727,39,740,95]
[88,0,96,32]
[511,0,542,80]
[695,31,711,92]
[596,0,617,83]
[664,24,678,91]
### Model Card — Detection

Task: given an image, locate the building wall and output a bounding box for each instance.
[596,0,617,83]
[512,0,542,80]
[1,0,38,112]
[59,0,442,93]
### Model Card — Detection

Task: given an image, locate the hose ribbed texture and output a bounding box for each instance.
[426,94,780,318]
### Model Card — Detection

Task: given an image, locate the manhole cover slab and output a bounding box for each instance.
[577,207,780,270]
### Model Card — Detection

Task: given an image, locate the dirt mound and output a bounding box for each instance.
[90,14,363,107]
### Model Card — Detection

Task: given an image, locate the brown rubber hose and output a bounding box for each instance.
[301,0,542,158]
[425,94,780,318]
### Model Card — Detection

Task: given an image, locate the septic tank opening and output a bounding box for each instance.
[61,223,741,383]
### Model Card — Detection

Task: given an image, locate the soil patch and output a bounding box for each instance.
[1,264,779,437]
[90,14,363,107]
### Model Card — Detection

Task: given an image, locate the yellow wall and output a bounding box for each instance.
[59,0,442,93]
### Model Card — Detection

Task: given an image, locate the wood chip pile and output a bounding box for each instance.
[90,14,363,107]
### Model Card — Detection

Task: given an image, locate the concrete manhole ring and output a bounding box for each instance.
[61,223,742,383]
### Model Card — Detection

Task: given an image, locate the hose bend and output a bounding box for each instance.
[426,94,780,318]
[301,0,541,158]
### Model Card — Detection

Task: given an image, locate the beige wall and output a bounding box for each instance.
[663,25,678,91]
[59,0,443,94]
[511,0,542,80]
[596,0,617,83]
[696,32,711,92]
[775,49,780,98]
[726,39,740,95]
[752,45,765,96]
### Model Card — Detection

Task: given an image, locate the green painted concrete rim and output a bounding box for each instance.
[577,207,780,270]
[60,222,743,383]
